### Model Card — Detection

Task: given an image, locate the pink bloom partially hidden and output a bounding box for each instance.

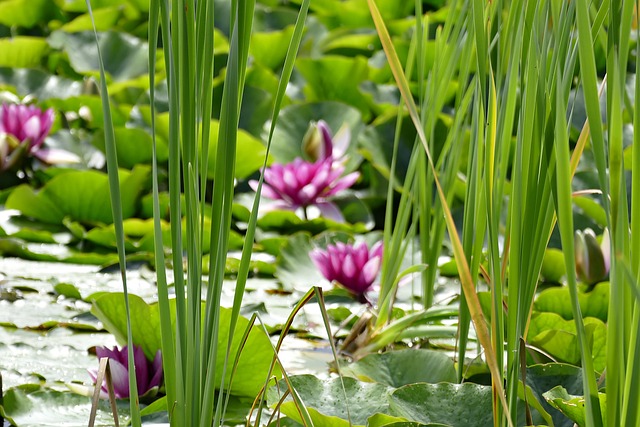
[0,103,54,150]
[310,241,383,298]
[0,103,79,171]
[250,157,359,222]
[89,344,163,399]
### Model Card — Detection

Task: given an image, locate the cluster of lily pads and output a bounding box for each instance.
[0,0,621,426]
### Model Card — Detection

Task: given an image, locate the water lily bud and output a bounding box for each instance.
[302,120,331,162]
[575,228,609,285]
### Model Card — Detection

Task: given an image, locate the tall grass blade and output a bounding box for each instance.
[84,1,140,424]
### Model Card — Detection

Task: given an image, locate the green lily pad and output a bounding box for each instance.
[0,386,130,427]
[0,37,50,68]
[341,349,456,387]
[139,108,268,179]
[91,293,281,397]
[48,30,149,82]
[528,312,607,372]
[543,386,607,427]
[367,413,432,426]
[525,363,586,427]
[0,68,84,100]
[388,382,493,427]
[5,166,149,225]
[59,6,123,33]
[258,209,369,235]
[92,126,169,169]
[267,374,393,427]
[0,0,60,28]
[540,248,566,283]
[534,282,608,322]
[297,55,371,119]
[0,327,116,389]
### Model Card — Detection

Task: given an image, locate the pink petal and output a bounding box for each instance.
[107,359,131,398]
[149,350,163,389]
[324,171,359,196]
[361,256,381,288]
[343,253,356,281]
[133,345,150,393]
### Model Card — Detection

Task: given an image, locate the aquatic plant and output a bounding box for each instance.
[89,345,162,399]
[575,228,611,285]
[302,120,350,163]
[250,156,359,221]
[310,240,382,300]
[0,103,78,171]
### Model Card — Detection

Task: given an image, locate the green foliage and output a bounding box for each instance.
[5,167,149,225]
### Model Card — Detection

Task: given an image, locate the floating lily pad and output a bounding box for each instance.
[267,374,393,427]
[528,312,607,372]
[388,382,493,427]
[0,68,84,100]
[341,349,456,387]
[0,37,50,68]
[0,327,116,389]
[139,108,268,179]
[5,166,149,225]
[543,386,607,427]
[48,30,149,82]
[0,385,130,427]
[540,248,566,283]
[525,363,586,427]
[0,0,60,28]
[534,282,608,322]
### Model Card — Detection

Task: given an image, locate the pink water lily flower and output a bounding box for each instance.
[0,103,79,171]
[310,241,383,300]
[0,103,54,151]
[250,157,359,221]
[89,344,163,399]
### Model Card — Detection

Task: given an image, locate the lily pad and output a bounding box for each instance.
[534,282,609,322]
[267,374,393,427]
[0,68,84,100]
[92,293,281,397]
[543,386,607,427]
[388,382,493,427]
[0,0,60,28]
[341,349,456,387]
[0,327,116,389]
[525,363,586,427]
[139,108,268,179]
[48,30,149,82]
[0,385,130,427]
[5,166,150,225]
[528,312,607,372]
[0,37,50,68]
